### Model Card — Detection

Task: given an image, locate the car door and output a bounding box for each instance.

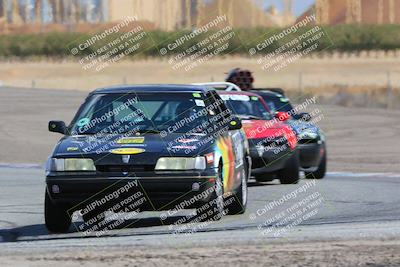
[207,90,247,193]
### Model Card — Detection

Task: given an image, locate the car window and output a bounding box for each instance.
[219,94,272,120]
[112,99,147,123]
[69,93,212,135]
[211,91,232,121]
[205,91,233,131]
[261,94,294,113]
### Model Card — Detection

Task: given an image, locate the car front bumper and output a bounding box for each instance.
[298,141,325,171]
[249,145,294,175]
[46,169,219,212]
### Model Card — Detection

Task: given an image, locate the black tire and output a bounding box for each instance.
[305,150,327,179]
[45,190,71,233]
[82,211,106,224]
[195,163,225,221]
[225,165,248,215]
[254,173,274,183]
[278,151,300,184]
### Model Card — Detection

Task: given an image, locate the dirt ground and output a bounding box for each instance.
[0,57,399,91]
[1,239,400,267]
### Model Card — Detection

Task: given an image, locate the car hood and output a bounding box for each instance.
[241,119,287,139]
[52,133,213,165]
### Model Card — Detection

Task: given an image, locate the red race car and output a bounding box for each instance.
[218,91,299,184]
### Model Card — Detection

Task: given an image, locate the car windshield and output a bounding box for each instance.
[69,92,211,135]
[261,94,294,113]
[219,94,272,120]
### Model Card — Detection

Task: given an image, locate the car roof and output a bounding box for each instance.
[252,89,282,97]
[217,91,260,97]
[91,84,212,94]
[218,89,272,112]
[192,82,242,91]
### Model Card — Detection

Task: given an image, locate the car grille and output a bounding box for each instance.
[298,138,318,145]
[96,164,155,173]
[252,136,288,148]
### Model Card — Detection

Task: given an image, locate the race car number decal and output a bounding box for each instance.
[116,137,145,144]
[220,94,250,101]
[110,148,145,154]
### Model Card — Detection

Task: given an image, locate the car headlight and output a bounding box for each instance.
[50,158,96,171]
[299,130,318,140]
[255,145,265,157]
[155,157,206,170]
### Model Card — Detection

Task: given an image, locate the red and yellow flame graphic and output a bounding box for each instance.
[216,136,236,193]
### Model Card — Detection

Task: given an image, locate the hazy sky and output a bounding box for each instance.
[261,0,315,16]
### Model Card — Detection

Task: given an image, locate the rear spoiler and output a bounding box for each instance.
[192,82,242,92]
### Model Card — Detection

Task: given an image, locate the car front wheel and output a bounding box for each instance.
[226,166,248,215]
[45,190,71,233]
[305,150,327,179]
[196,163,225,221]
[278,150,300,184]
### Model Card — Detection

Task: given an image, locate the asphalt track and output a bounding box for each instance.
[1,166,400,248]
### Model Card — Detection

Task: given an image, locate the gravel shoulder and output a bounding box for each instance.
[1,239,399,267]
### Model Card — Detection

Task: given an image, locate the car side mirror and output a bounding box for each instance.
[275,112,290,122]
[49,121,67,134]
[228,117,242,130]
[298,112,311,122]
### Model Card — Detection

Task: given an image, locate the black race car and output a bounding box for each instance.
[254,89,327,179]
[45,85,251,233]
